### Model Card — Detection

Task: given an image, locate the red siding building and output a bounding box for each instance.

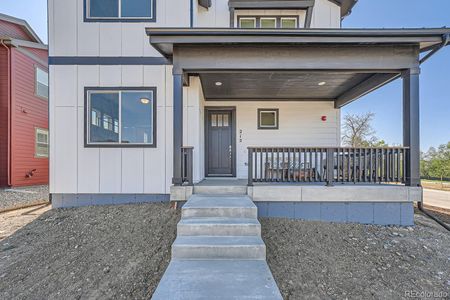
[0,13,48,187]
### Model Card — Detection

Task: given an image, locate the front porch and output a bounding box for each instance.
[144,28,450,225]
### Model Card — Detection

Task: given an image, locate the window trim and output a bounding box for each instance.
[237,15,301,28]
[84,0,156,22]
[238,17,257,28]
[260,17,277,28]
[35,127,49,158]
[84,87,157,148]
[257,108,279,130]
[34,65,48,100]
[280,17,298,28]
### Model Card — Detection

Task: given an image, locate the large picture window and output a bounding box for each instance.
[35,67,48,99]
[86,0,156,21]
[85,88,156,147]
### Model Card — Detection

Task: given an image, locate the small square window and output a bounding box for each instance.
[258,109,279,130]
[35,128,49,158]
[239,18,256,28]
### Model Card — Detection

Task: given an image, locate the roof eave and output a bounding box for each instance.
[146,28,450,57]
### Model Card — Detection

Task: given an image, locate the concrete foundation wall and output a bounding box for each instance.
[255,201,414,226]
[52,193,169,208]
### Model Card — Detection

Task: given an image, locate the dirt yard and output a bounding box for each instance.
[262,213,450,300]
[1,203,449,299]
[0,203,180,300]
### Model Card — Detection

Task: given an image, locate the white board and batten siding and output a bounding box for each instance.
[49,0,343,194]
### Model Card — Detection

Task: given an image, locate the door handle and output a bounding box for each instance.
[229,145,232,160]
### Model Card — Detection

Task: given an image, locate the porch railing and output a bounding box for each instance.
[181,146,194,186]
[247,147,409,186]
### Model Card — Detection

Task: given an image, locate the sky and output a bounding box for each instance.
[0,0,449,151]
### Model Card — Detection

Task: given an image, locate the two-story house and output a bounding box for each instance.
[0,13,49,187]
[48,0,449,226]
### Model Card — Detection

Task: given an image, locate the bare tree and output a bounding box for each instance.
[342,112,381,147]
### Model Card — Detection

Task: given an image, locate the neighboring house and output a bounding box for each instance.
[48,0,449,225]
[0,13,49,187]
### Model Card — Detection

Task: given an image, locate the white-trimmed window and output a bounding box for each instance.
[35,67,48,99]
[258,109,279,130]
[260,17,277,28]
[91,109,101,126]
[239,17,256,28]
[281,17,298,28]
[86,0,155,21]
[35,128,49,158]
[238,16,300,29]
[86,88,156,147]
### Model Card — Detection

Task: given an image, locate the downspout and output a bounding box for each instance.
[0,39,12,187]
[416,33,450,232]
[190,0,194,28]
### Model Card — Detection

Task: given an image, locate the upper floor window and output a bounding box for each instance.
[86,0,156,22]
[35,67,48,99]
[238,16,299,29]
[85,88,157,147]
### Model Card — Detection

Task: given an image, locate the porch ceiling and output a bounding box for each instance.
[199,71,374,100]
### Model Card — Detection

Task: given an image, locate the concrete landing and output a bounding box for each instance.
[152,260,281,300]
[152,194,282,299]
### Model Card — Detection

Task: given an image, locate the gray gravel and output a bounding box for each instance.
[1,202,449,299]
[0,185,49,210]
[0,202,180,300]
[262,213,450,300]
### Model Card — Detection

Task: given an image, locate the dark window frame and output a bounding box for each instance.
[237,15,301,28]
[257,108,279,130]
[84,0,156,22]
[84,87,157,148]
[34,65,49,100]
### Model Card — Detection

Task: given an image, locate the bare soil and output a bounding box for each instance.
[0,203,180,300]
[262,214,450,300]
[0,204,51,241]
[1,203,449,300]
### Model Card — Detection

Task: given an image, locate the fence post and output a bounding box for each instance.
[248,148,253,186]
[326,148,334,186]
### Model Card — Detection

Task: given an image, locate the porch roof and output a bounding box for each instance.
[146,28,450,57]
[147,28,449,107]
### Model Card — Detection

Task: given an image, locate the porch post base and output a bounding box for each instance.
[172,177,183,186]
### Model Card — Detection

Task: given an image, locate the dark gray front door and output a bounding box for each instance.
[206,109,234,176]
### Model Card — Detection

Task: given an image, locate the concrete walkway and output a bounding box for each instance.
[152,194,282,300]
[423,188,450,210]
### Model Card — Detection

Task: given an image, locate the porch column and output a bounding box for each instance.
[172,70,183,185]
[402,68,421,187]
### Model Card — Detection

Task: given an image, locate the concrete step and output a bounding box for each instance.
[182,195,257,219]
[177,218,261,236]
[193,185,248,195]
[172,236,266,260]
[152,260,283,300]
